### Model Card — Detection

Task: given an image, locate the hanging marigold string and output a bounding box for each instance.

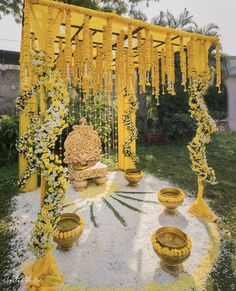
[180,36,187,91]
[161,49,166,94]
[65,9,72,78]
[137,31,145,93]
[144,28,151,86]
[215,39,221,93]
[46,7,54,68]
[21,0,31,87]
[171,45,176,95]
[165,34,172,92]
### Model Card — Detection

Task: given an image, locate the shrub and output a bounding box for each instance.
[159,113,196,138]
[0,115,19,164]
[209,110,227,120]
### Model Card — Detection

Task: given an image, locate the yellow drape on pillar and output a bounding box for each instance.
[23,252,63,291]
[189,175,216,222]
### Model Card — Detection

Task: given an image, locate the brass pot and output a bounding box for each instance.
[151,226,192,275]
[157,187,185,214]
[53,213,84,250]
[124,169,144,186]
[73,162,88,171]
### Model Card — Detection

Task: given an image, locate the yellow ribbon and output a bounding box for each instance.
[23,252,63,291]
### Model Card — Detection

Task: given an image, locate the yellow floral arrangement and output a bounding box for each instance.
[152,234,192,258]
[122,27,139,164]
[122,89,139,163]
[187,77,217,184]
[53,218,84,240]
[157,191,185,203]
[17,50,69,256]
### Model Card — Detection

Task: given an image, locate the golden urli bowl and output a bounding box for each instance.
[157,187,185,214]
[53,213,84,250]
[151,226,192,275]
[124,169,144,186]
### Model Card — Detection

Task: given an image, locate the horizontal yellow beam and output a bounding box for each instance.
[31,0,218,43]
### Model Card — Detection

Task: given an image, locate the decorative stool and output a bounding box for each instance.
[68,162,108,190]
[64,117,108,190]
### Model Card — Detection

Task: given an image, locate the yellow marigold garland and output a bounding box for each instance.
[161,49,166,94]
[180,36,187,91]
[46,7,54,68]
[165,34,172,92]
[215,39,221,93]
[65,9,72,67]
[188,77,217,184]
[122,88,139,163]
[21,0,31,86]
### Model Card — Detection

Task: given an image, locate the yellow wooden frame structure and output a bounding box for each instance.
[19,0,221,192]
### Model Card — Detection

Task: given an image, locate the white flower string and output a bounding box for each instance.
[17,50,69,256]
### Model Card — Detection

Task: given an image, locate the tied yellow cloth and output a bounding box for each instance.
[23,252,63,291]
[189,175,216,222]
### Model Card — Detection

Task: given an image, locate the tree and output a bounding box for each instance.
[0,0,22,23]
[152,8,196,30]
[129,4,147,21]
[147,8,228,136]
[189,22,219,36]
[0,0,158,22]
[151,8,221,37]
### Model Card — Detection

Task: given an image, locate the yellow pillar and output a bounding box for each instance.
[19,98,38,192]
[117,93,136,170]
[40,176,46,207]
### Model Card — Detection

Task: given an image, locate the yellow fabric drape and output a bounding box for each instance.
[31,4,64,51]
[189,175,216,221]
[23,252,63,291]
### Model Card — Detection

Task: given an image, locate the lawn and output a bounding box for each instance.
[138,130,236,290]
[0,130,235,290]
[0,162,19,289]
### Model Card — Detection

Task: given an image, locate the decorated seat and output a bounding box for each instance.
[64,117,108,190]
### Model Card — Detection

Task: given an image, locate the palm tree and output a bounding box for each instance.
[151,8,229,79]
[189,22,219,36]
[152,10,168,27]
[152,8,196,30]
[151,8,220,36]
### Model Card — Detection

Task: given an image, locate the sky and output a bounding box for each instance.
[0,0,235,55]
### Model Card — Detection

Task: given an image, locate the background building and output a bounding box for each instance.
[226,56,236,131]
[0,50,19,114]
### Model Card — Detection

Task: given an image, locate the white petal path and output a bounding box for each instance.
[9,171,220,291]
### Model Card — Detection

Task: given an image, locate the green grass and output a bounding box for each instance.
[138,130,236,290]
[138,131,236,229]
[0,162,21,289]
